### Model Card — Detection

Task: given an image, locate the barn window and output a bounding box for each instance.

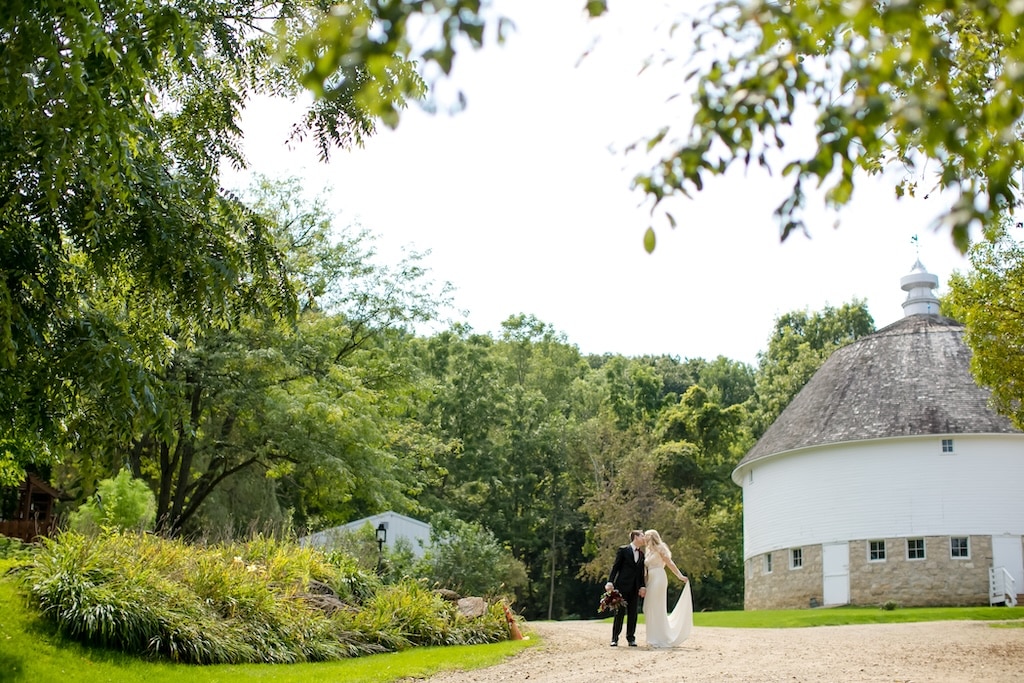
[950,537,970,559]
[907,538,925,560]
[790,548,803,569]
[764,553,772,573]
[869,540,886,562]
[941,438,954,454]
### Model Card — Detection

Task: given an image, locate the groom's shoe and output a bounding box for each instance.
[609,640,618,647]
[627,640,637,647]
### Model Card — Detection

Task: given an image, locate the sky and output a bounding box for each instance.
[225,1,972,366]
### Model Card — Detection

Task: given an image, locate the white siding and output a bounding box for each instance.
[300,511,432,558]
[740,434,1024,559]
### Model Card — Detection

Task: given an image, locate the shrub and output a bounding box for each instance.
[0,536,34,560]
[416,513,527,598]
[68,470,156,533]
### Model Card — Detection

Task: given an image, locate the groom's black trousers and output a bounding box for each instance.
[612,588,640,643]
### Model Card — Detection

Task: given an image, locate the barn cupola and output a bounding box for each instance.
[900,259,940,317]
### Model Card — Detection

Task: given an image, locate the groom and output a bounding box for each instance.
[605,529,646,647]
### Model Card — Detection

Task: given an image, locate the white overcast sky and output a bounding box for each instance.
[225,0,971,366]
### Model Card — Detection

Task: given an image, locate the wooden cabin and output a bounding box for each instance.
[0,473,64,542]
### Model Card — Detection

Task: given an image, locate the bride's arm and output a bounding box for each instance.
[666,558,687,582]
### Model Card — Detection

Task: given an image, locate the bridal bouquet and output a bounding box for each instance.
[598,588,626,613]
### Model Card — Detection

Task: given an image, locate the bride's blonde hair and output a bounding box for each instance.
[644,529,671,560]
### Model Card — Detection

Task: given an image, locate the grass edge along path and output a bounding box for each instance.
[689,604,1024,628]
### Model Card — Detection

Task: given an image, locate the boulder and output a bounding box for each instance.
[457,596,487,618]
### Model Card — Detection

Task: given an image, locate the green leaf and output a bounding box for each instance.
[586,1,609,18]
[643,227,657,253]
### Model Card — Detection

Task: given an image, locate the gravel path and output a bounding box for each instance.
[423,619,1024,682]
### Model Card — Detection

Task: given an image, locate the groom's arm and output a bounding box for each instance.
[605,548,624,590]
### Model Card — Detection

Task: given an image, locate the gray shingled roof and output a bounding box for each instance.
[738,314,1020,468]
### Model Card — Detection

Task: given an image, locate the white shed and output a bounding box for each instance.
[300,511,432,558]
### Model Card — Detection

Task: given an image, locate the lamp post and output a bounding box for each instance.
[375,523,387,574]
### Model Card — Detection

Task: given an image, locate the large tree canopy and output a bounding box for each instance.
[59,176,451,537]
[0,1,418,479]
[605,0,1024,252]
[301,1,1023,253]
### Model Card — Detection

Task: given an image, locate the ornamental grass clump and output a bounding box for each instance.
[26,531,253,662]
[349,579,457,649]
[454,602,515,645]
[21,530,378,663]
[18,528,510,665]
[349,578,510,649]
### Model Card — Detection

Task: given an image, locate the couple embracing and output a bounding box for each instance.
[604,529,693,648]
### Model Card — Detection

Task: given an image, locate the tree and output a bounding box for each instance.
[946,224,1024,429]
[652,384,751,610]
[608,1,1024,253]
[579,443,721,607]
[602,356,665,430]
[59,179,449,536]
[692,356,756,409]
[414,316,595,619]
[657,385,749,507]
[1,1,417,482]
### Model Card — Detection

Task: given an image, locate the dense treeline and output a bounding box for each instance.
[403,303,873,617]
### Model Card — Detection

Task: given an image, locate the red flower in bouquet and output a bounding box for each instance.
[598,588,627,613]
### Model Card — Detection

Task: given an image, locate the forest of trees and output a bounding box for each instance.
[5,0,1024,623]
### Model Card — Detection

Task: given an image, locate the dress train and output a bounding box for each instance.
[643,567,693,648]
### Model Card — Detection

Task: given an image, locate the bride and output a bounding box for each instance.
[642,529,693,648]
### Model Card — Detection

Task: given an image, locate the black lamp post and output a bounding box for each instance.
[375,523,387,573]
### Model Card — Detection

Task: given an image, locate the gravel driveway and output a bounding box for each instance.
[423,619,1024,682]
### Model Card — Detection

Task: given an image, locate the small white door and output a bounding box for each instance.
[822,542,850,606]
[992,535,1023,596]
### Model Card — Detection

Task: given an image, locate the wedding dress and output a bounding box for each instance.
[643,549,693,648]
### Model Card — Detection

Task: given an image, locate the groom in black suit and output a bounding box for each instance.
[605,529,646,647]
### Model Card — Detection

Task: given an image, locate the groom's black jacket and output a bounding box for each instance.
[607,544,645,596]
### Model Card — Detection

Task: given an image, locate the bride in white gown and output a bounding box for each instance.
[642,529,693,648]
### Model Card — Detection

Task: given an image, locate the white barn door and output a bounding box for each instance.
[822,542,850,606]
[992,535,1023,597]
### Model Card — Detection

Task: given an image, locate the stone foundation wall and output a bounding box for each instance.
[744,545,823,610]
[849,536,991,607]
[745,535,995,610]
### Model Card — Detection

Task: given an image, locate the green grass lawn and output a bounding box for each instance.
[690,604,1024,628]
[3,565,1022,682]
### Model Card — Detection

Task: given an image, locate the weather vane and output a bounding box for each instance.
[911,234,919,259]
